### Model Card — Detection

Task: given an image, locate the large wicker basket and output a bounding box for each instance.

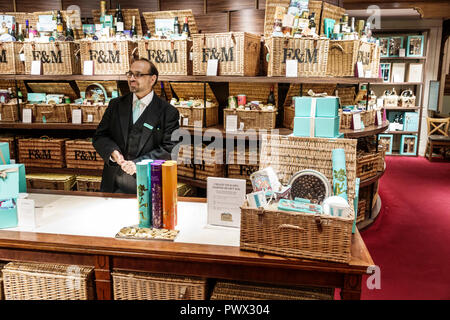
[177,144,224,181]
[327,40,379,78]
[112,271,207,300]
[76,175,102,192]
[24,104,71,123]
[0,42,25,74]
[26,173,76,191]
[265,37,330,77]
[240,134,357,263]
[211,280,333,300]
[2,262,94,300]
[192,32,261,76]
[170,82,218,128]
[229,82,279,109]
[356,151,381,181]
[79,40,137,75]
[320,2,346,35]
[223,109,277,130]
[65,139,103,170]
[0,103,21,122]
[23,42,81,75]
[17,137,67,168]
[69,104,107,124]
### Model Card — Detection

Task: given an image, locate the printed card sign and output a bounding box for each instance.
[206,59,218,76]
[72,109,82,124]
[286,59,298,77]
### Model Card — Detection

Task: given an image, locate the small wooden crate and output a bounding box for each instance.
[170,82,218,128]
[0,136,15,159]
[0,42,25,74]
[65,139,103,170]
[192,32,261,76]
[265,37,330,77]
[24,104,71,123]
[92,8,143,36]
[76,175,102,192]
[18,137,67,168]
[177,144,224,181]
[2,262,94,300]
[0,103,21,122]
[227,149,259,186]
[69,104,107,124]
[327,40,379,78]
[79,40,137,75]
[26,173,76,191]
[223,109,277,130]
[211,280,333,300]
[23,42,81,75]
[112,271,207,300]
[240,135,357,263]
[356,151,381,180]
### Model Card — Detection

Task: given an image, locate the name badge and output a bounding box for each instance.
[144,123,153,130]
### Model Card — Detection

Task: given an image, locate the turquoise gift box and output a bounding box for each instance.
[0,142,11,165]
[0,164,27,229]
[294,96,339,118]
[293,116,340,138]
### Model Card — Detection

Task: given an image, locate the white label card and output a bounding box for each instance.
[19,53,25,61]
[182,117,189,126]
[239,122,244,131]
[356,62,364,78]
[377,110,382,126]
[72,109,82,124]
[87,114,93,123]
[206,59,218,76]
[353,113,362,130]
[22,108,32,123]
[116,22,124,32]
[286,59,298,77]
[226,115,238,132]
[17,198,36,228]
[399,48,406,57]
[83,60,94,75]
[31,60,42,75]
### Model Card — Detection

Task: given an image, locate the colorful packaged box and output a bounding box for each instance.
[294,96,339,118]
[404,112,419,132]
[293,116,340,138]
[151,162,163,228]
[0,142,10,165]
[0,163,27,229]
[136,161,152,228]
[162,161,177,230]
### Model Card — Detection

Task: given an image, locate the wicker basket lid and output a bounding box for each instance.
[27,82,77,101]
[26,173,76,181]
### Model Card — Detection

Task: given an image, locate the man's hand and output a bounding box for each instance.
[120,160,137,176]
[111,150,125,165]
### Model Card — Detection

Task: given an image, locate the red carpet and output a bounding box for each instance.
[357,156,450,299]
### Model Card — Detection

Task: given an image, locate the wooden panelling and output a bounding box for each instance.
[207,0,255,13]
[16,0,61,12]
[160,0,204,16]
[258,0,266,10]
[230,9,264,35]
[110,0,159,13]
[0,0,14,12]
[195,12,228,33]
[62,0,98,18]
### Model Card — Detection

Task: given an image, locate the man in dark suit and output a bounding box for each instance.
[93,58,179,194]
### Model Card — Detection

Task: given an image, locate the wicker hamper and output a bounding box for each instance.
[24,104,71,123]
[18,137,67,168]
[224,108,277,130]
[26,173,76,191]
[76,175,102,192]
[356,198,367,224]
[23,42,81,75]
[192,32,261,76]
[170,82,218,128]
[227,148,260,186]
[65,139,103,170]
[0,42,25,74]
[211,280,333,300]
[2,262,94,300]
[339,109,376,129]
[177,144,224,181]
[112,271,207,300]
[0,103,21,122]
[69,104,107,124]
[265,37,330,77]
[92,8,143,36]
[356,151,381,181]
[320,2,346,35]
[240,134,357,263]
[79,40,137,75]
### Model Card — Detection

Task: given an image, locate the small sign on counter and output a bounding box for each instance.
[207,177,246,228]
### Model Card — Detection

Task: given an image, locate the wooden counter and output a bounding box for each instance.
[0,190,374,300]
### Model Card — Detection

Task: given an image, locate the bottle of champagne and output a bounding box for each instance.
[160,82,168,101]
[17,24,24,41]
[308,13,316,34]
[131,16,137,38]
[173,16,180,36]
[10,23,16,39]
[25,19,29,37]
[116,3,124,34]
[182,17,190,38]
[65,19,74,41]
[17,89,23,103]
[56,10,64,36]
[267,86,275,105]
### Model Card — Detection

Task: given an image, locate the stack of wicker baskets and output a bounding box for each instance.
[177,144,225,181]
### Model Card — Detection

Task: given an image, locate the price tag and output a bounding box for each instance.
[226,115,238,132]
[17,198,36,228]
[399,48,406,57]
[182,117,189,126]
[116,22,124,32]
[22,108,32,123]
[352,112,362,130]
[356,62,364,78]
[286,59,298,77]
[239,122,245,131]
[19,53,25,61]
[207,59,218,76]
[83,60,94,75]
[31,60,42,75]
[72,109,82,124]
[87,114,94,123]
[376,110,382,126]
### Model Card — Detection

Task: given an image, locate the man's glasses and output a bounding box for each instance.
[125,71,152,79]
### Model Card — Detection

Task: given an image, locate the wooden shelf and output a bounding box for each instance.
[384,106,421,111]
[380,57,426,60]
[26,167,103,176]
[372,82,422,86]
[340,121,389,138]
[0,122,98,130]
[386,131,418,135]
[183,125,293,140]
[360,170,385,188]
[5,75,383,84]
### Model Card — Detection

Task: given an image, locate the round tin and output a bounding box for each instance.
[237,94,246,106]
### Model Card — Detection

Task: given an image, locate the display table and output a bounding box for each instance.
[0,190,374,300]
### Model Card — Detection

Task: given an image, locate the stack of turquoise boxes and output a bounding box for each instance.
[293,96,341,138]
[0,142,27,229]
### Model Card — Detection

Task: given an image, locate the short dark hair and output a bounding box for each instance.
[132,57,159,83]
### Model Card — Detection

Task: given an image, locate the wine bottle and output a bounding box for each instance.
[131,16,137,38]
[17,89,23,104]
[267,86,275,105]
[182,17,190,38]
[116,3,124,34]
[17,24,24,41]
[308,13,316,34]
[173,16,180,36]
[160,82,168,101]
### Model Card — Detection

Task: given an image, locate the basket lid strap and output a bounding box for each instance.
[278,224,305,232]
[330,43,345,52]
